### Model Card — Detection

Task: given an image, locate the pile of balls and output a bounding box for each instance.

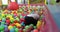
[0,5,45,32]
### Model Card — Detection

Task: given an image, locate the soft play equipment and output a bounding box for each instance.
[0,3,59,32]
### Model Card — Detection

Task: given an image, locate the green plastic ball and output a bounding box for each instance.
[15,28,19,32]
[25,25,29,29]
[34,26,37,29]
[0,25,4,31]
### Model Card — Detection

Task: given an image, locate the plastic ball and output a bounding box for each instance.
[2,18,6,22]
[19,8,23,12]
[23,29,26,32]
[20,15,23,18]
[8,25,13,30]
[15,23,21,27]
[0,25,4,31]
[2,13,5,17]
[1,22,5,25]
[28,10,31,14]
[29,24,34,30]
[4,27,9,32]
[25,25,29,29]
[7,14,12,18]
[34,26,37,29]
[21,22,25,26]
[1,30,4,32]
[10,23,15,26]
[7,2,19,10]
[37,20,42,30]
[29,24,34,26]
[20,18,25,23]
[14,13,17,17]
[10,17,14,23]
[19,28,23,32]
[33,29,38,32]
[15,28,19,32]
[14,20,18,23]
[6,19,10,25]
[10,28,15,32]
[4,25,8,28]
[15,17,19,21]
[37,20,42,26]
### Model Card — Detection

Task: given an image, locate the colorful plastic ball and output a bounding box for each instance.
[37,20,42,27]
[29,24,34,30]
[19,28,23,32]
[33,29,38,32]
[4,25,8,28]
[14,13,17,17]
[4,27,9,32]
[20,14,23,18]
[10,28,15,32]
[23,29,26,32]
[15,23,21,28]
[25,25,29,29]
[10,23,15,26]
[2,13,5,17]
[19,8,23,12]
[37,20,42,30]
[7,14,12,18]
[14,20,18,23]
[34,26,37,29]
[1,30,4,32]
[40,15,43,20]
[0,25,4,31]
[21,22,25,26]
[7,2,19,10]
[20,18,25,23]
[8,25,13,30]
[15,28,19,32]
[6,19,10,25]
[10,17,14,23]
[15,17,19,21]
[1,21,5,25]
[29,24,34,26]
[2,18,6,22]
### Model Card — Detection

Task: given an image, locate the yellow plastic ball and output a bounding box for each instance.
[15,23,21,27]
[7,15,12,19]
[2,13,5,16]
[8,25,13,30]
[10,17,14,20]
[12,11,14,14]
[37,20,42,28]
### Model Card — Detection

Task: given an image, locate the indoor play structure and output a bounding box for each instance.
[0,0,59,32]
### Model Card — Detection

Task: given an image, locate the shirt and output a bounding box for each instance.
[27,14,39,20]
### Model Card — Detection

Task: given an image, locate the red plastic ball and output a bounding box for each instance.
[20,18,25,23]
[33,29,38,32]
[6,19,10,25]
[7,2,19,10]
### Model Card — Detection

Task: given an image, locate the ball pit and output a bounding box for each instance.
[0,4,47,32]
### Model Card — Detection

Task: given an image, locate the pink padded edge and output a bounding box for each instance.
[43,4,59,32]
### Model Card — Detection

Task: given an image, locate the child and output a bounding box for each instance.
[24,7,43,26]
[24,13,40,26]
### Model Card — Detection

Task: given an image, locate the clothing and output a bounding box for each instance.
[24,16,38,25]
[56,0,60,3]
[24,14,39,25]
[27,14,39,20]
